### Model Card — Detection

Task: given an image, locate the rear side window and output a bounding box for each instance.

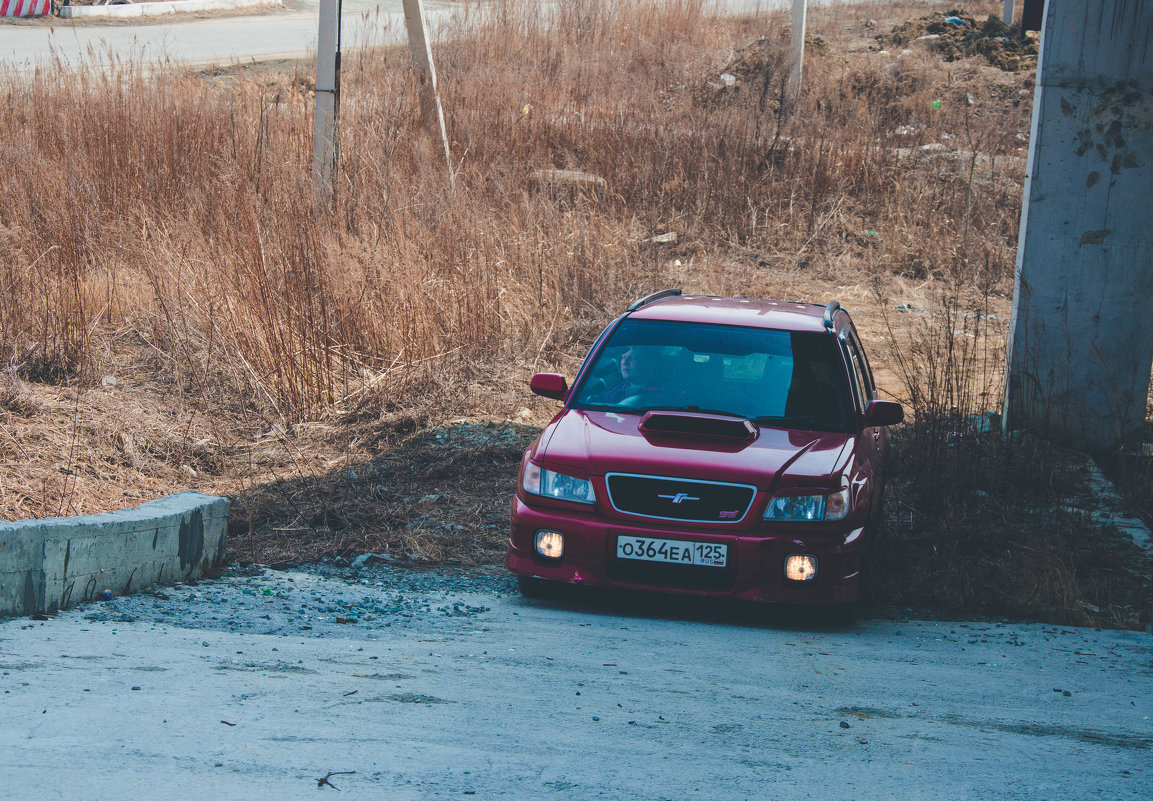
[571,319,854,431]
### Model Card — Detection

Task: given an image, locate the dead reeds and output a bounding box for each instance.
[1,1,1027,415]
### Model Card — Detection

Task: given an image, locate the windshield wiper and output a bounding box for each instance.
[650,405,749,419]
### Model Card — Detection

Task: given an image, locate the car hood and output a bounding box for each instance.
[534,410,852,491]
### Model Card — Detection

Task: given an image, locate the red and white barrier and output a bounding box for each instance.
[1,0,50,16]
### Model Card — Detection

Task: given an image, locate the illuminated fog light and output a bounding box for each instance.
[785,554,818,582]
[534,530,565,559]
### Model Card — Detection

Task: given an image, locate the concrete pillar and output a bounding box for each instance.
[1003,1,1014,25]
[1004,0,1153,449]
[787,0,806,97]
[314,0,342,205]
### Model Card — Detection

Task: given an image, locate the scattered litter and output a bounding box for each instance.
[317,771,356,791]
[944,16,966,26]
[646,232,678,244]
[101,375,116,389]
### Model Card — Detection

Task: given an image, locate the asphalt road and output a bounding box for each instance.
[2,566,1151,800]
[0,0,897,72]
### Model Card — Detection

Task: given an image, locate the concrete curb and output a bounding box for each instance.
[0,492,229,617]
[59,0,280,20]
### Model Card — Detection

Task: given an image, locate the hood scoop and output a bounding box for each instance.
[639,411,758,442]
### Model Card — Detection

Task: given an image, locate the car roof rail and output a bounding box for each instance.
[823,300,841,329]
[627,288,682,312]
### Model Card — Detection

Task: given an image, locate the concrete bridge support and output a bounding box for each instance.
[1004,0,1153,449]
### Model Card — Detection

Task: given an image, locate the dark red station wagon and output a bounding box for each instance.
[505,290,903,609]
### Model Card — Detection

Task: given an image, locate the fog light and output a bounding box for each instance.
[785,554,818,582]
[534,530,565,559]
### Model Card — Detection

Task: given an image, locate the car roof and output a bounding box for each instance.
[626,294,832,333]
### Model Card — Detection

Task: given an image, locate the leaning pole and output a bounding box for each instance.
[1003,0,1153,449]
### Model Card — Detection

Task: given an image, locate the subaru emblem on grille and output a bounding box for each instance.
[658,492,700,504]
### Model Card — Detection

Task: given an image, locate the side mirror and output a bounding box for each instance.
[863,399,904,427]
[530,372,569,401]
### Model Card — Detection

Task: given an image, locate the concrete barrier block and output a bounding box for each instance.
[59,0,281,19]
[0,492,228,617]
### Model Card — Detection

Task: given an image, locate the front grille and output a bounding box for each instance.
[605,473,757,523]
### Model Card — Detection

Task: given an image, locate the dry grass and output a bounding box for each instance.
[1,1,1148,627]
[0,1,1028,412]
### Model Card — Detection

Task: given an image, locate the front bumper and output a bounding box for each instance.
[505,497,865,604]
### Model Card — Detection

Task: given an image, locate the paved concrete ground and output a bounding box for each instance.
[2,566,1151,800]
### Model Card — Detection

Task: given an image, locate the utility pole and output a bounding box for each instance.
[402,0,454,183]
[787,0,806,98]
[1002,1,1014,24]
[314,0,342,205]
[1003,0,1153,449]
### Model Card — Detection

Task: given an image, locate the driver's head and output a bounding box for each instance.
[619,347,640,381]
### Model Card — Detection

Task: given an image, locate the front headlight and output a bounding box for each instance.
[763,487,850,522]
[522,462,596,505]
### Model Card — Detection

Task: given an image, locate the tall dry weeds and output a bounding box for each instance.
[0,1,1027,417]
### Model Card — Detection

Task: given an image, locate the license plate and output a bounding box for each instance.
[616,535,728,568]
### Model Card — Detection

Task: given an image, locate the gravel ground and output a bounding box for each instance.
[78,562,521,639]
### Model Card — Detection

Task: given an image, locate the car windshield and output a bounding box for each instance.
[572,319,854,431]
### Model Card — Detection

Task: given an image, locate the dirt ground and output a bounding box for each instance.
[0,266,1008,560]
